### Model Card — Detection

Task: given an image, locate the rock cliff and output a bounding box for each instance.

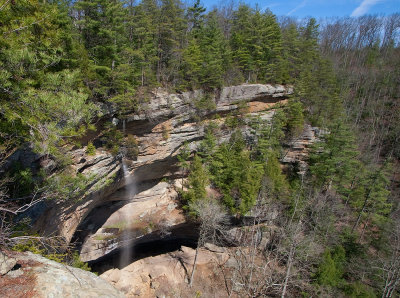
[4,83,319,297]
[32,83,293,251]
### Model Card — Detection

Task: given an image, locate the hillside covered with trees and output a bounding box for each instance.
[0,0,399,297]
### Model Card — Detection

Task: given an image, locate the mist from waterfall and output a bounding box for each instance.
[120,119,136,268]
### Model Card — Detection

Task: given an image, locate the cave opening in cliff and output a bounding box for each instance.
[88,236,198,274]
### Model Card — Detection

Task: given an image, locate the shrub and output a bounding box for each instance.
[86,142,96,155]
[314,246,345,287]
[162,125,169,140]
[125,134,139,160]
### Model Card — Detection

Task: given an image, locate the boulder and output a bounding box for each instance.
[0,251,17,275]
[0,251,124,298]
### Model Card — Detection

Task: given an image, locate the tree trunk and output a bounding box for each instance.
[189,245,200,287]
[281,243,295,298]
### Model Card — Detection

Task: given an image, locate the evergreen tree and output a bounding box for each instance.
[74,0,128,99]
[309,121,360,191]
[351,163,392,232]
[186,0,206,35]
[0,0,95,155]
[157,0,186,84]
[126,0,159,87]
[281,23,301,83]
[182,154,208,206]
[209,132,263,215]
[286,99,305,137]
[230,6,283,82]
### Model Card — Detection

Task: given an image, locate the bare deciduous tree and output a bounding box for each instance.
[188,198,228,287]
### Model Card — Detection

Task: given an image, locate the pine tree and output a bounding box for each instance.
[286,99,305,137]
[126,0,159,87]
[309,121,360,191]
[281,23,301,83]
[186,0,206,35]
[351,162,392,232]
[157,0,186,84]
[209,132,263,216]
[230,4,254,81]
[0,0,95,155]
[74,0,127,99]
[182,154,208,205]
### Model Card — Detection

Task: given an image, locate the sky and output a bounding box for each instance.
[199,0,400,18]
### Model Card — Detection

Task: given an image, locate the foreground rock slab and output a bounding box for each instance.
[0,251,124,298]
[101,246,231,297]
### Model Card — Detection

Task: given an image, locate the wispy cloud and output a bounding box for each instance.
[351,0,384,17]
[287,0,307,16]
[261,3,281,12]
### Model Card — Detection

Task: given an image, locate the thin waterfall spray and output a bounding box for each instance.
[120,118,137,267]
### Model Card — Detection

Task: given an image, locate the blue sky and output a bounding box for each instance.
[199,0,400,18]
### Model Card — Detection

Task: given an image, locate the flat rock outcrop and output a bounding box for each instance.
[0,251,124,298]
[101,245,230,297]
[131,84,292,121]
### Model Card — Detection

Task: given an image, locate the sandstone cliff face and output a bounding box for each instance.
[33,150,123,244]
[0,251,124,297]
[32,83,292,250]
[281,124,322,175]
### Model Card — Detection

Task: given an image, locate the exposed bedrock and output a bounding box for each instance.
[0,250,125,297]
[31,84,292,251]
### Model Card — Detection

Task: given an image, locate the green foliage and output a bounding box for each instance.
[177,143,191,171]
[70,251,91,271]
[194,95,216,112]
[13,238,91,271]
[124,134,139,160]
[198,124,217,161]
[262,149,288,200]
[0,0,96,155]
[181,154,208,208]
[339,228,365,258]
[309,122,360,190]
[86,142,96,156]
[45,171,96,202]
[102,124,124,154]
[349,162,392,230]
[342,282,376,298]
[256,109,287,151]
[230,5,283,82]
[209,132,263,215]
[8,163,34,198]
[286,99,304,137]
[315,246,346,287]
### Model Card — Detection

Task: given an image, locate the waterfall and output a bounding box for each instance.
[120,118,136,267]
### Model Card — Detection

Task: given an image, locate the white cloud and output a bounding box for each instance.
[351,0,384,17]
[287,0,307,16]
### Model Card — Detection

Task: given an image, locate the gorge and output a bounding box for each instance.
[1,1,398,296]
